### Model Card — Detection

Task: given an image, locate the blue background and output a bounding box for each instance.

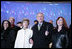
[1,1,71,27]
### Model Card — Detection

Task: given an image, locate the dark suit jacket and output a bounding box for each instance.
[31,21,53,48]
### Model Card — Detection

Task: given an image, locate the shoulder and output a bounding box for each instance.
[43,21,52,25]
[44,21,53,29]
[16,29,24,36]
[27,29,33,32]
[14,25,21,29]
[26,29,33,35]
[17,29,23,33]
[31,24,37,29]
[62,27,69,32]
[7,28,15,32]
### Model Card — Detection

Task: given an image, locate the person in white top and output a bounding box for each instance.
[14,18,33,48]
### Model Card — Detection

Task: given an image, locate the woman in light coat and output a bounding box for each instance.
[14,18,33,48]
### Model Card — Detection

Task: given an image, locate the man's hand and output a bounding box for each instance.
[45,31,49,36]
[30,39,33,44]
[49,42,52,48]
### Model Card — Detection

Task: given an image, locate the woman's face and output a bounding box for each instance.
[23,21,28,28]
[57,18,63,26]
[3,21,9,29]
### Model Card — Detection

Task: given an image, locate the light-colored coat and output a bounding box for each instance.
[14,28,33,48]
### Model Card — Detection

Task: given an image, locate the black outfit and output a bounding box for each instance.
[11,25,20,38]
[50,23,54,29]
[31,21,53,48]
[10,25,21,47]
[1,28,16,48]
[68,24,71,48]
[52,26,69,48]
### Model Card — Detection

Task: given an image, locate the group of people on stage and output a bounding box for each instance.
[1,12,71,48]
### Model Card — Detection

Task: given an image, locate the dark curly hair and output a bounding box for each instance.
[1,20,11,30]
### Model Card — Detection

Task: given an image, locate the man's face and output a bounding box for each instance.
[37,13,44,23]
[34,22,37,24]
[49,20,53,24]
[9,18,15,25]
[17,23,22,28]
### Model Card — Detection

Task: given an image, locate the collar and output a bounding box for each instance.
[38,22,43,25]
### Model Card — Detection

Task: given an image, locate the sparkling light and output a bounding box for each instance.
[1,1,71,27]
[6,10,9,13]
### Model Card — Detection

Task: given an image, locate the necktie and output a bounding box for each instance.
[38,23,41,30]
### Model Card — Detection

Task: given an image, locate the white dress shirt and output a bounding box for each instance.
[14,28,33,48]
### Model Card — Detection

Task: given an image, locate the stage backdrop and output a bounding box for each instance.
[1,1,71,28]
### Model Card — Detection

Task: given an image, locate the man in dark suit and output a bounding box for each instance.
[31,12,53,48]
[9,17,21,48]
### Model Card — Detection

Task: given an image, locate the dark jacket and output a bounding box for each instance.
[68,24,71,48]
[11,25,21,38]
[11,26,21,41]
[1,28,16,48]
[52,26,69,48]
[31,21,53,48]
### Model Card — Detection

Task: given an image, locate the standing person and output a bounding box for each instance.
[49,20,53,24]
[51,17,69,48]
[9,17,20,47]
[31,12,53,48]
[1,20,15,48]
[34,20,38,24]
[14,18,33,48]
[49,20,54,29]
[9,17,20,33]
[17,22,22,29]
[68,24,71,48]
